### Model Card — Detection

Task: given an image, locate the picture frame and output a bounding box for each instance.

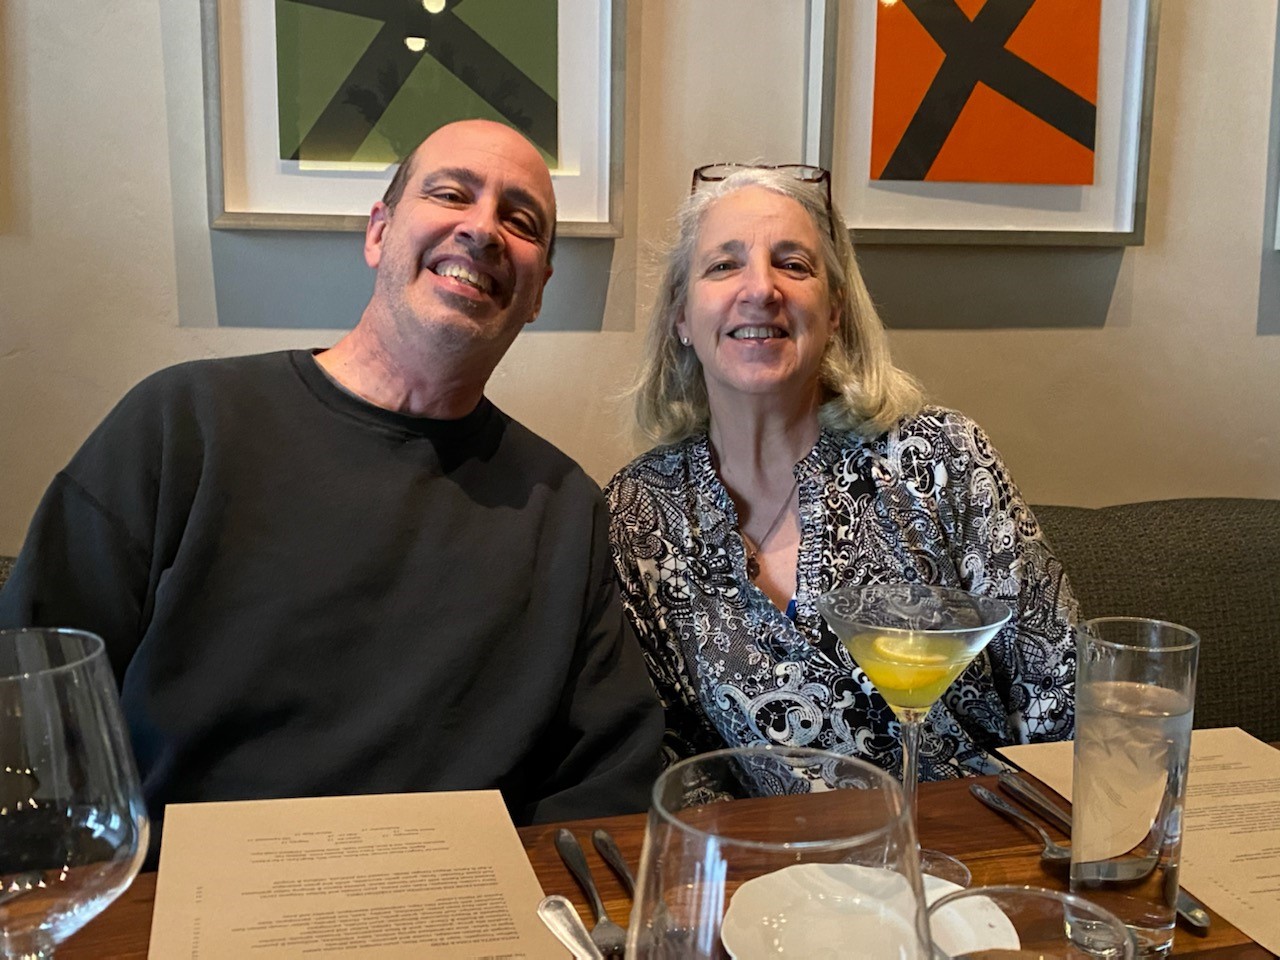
[1273,47,1280,252]
[804,0,1160,246]
[200,0,625,237]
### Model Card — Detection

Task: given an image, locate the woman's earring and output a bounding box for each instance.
[680,336,691,346]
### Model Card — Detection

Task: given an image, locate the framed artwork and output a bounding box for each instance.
[201,0,625,236]
[804,0,1160,245]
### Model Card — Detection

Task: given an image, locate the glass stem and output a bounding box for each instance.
[899,715,922,830]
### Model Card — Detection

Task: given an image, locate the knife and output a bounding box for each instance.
[997,772,1211,934]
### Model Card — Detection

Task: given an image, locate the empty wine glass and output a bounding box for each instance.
[929,884,1136,958]
[1,628,149,959]
[818,583,1012,886]
[628,745,933,959]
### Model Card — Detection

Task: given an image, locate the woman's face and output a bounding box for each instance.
[677,186,839,414]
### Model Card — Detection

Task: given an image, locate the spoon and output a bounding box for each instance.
[970,784,1072,862]
[996,772,1208,931]
[538,895,604,960]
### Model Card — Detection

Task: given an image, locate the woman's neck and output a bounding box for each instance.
[707,397,822,491]
[706,399,818,613]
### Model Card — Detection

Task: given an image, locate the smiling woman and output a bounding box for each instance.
[676,186,839,419]
[605,164,1080,790]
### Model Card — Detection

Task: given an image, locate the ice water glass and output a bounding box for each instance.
[628,745,931,959]
[1069,618,1199,957]
[0,628,149,959]
[929,885,1135,958]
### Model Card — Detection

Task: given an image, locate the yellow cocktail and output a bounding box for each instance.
[818,584,1013,885]
[844,632,990,717]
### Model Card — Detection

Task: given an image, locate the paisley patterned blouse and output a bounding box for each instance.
[605,407,1079,782]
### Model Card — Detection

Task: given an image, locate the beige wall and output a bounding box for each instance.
[903,0,1280,508]
[2,1,1279,555]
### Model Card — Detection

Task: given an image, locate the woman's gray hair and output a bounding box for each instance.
[632,167,923,444]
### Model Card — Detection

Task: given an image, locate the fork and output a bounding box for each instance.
[591,828,636,899]
[554,828,627,957]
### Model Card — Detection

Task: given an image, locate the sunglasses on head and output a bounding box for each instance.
[690,163,836,242]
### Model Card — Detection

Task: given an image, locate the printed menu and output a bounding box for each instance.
[148,790,567,959]
[1004,727,1280,955]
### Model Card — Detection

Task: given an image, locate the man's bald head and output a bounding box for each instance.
[381,120,558,260]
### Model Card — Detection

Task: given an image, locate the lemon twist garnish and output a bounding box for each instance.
[861,635,958,705]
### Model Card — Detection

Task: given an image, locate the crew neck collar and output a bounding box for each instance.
[291,350,496,441]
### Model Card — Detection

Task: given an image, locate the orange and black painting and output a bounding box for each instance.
[870,0,1101,184]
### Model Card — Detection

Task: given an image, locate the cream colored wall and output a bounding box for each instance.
[507,0,1280,506]
[894,1,1280,507]
[1,1,1279,555]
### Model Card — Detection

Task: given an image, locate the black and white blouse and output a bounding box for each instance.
[606,406,1078,782]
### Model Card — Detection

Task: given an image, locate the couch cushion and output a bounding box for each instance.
[1033,499,1280,743]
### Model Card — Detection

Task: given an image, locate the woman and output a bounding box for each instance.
[606,164,1078,782]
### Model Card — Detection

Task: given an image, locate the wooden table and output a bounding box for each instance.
[57,775,1273,958]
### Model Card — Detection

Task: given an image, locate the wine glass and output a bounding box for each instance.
[628,745,933,959]
[929,885,1136,958]
[0,628,149,959]
[818,583,1012,886]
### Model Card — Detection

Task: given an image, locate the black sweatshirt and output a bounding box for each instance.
[0,351,662,860]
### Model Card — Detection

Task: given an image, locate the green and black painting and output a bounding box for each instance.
[275,0,558,166]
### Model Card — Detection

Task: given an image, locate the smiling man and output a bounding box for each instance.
[318,121,559,417]
[0,120,662,864]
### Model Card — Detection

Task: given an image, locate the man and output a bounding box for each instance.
[0,120,662,859]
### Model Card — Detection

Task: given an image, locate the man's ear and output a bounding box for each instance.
[364,202,391,269]
[527,262,554,325]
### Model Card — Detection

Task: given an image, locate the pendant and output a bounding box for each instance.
[746,554,760,580]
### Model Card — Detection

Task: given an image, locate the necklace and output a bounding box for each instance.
[740,476,800,580]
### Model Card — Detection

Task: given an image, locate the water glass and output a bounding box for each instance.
[628,745,931,959]
[929,885,1135,958]
[1,628,149,959]
[1069,618,1199,957]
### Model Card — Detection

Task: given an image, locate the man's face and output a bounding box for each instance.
[364,121,556,353]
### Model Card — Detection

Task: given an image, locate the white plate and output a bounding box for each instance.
[719,863,1018,958]
[926,886,1021,958]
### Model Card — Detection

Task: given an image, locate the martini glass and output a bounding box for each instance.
[818,583,1012,886]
